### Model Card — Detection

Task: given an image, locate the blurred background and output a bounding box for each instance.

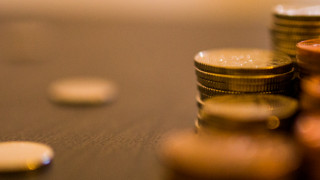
[0,0,318,64]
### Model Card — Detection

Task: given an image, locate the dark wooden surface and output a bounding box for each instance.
[0,21,269,180]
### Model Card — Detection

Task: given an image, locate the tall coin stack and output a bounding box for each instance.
[271,4,320,59]
[194,49,295,107]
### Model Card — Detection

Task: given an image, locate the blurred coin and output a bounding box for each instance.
[270,30,320,41]
[297,60,320,75]
[301,75,320,98]
[48,77,117,106]
[296,113,320,151]
[196,67,295,84]
[0,141,54,172]
[199,94,298,130]
[194,49,293,75]
[274,17,320,27]
[198,77,292,92]
[158,130,300,180]
[273,4,320,20]
[297,39,320,63]
[272,25,320,35]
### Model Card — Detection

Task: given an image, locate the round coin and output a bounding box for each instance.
[273,4,320,20]
[48,77,117,105]
[194,49,293,75]
[158,130,300,179]
[0,141,54,172]
[297,39,320,63]
[199,94,298,130]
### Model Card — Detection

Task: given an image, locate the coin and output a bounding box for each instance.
[158,130,300,179]
[48,77,117,105]
[272,25,320,35]
[194,49,293,75]
[297,39,320,63]
[301,75,320,98]
[296,113,320,150]
[198,77,292,92]
[199,94,298,130]
[196,67,295,84]
[273,4,320,20]
[0,141,54,172]
[274,17,320,27]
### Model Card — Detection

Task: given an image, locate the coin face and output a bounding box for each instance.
[200,94,298,126]
[48,77,117,105]
[0,141,54,172]
[158,130,300,179]
[274,4,320,18]
[194,49,293,75]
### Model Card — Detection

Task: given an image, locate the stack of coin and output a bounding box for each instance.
[297,39,320,77]
[196,94,299,133]
[271,4,320,59]
[194,49,295,106]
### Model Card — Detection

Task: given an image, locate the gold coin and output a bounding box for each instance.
[271,25,320,34]
[48,77,117,106]
[273,4,320,20]
[194,49,293,75]
[195,67,295,84]
[199,94,298,130]
[0,141,54,172]
[198,77,292,92]
[273,17,320,27]
[271,31,320,41]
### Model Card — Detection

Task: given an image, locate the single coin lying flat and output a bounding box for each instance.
[48,77,117,105]
[0,141,54,172]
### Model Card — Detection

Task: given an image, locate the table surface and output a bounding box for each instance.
[0,21,269,180]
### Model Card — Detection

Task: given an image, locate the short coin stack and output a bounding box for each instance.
[297,39,320,77]
[196,94,299,133]
[194,49,295,107]
[271,4,320,59]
